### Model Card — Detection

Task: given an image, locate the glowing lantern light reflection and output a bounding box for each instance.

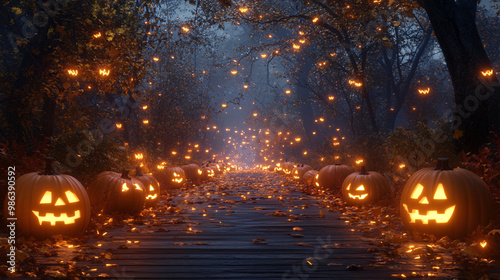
[418,88,430,95]
[99,69,110,76]
[481,69,493,77]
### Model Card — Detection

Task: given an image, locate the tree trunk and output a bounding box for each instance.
[40,95,57,141]
[419,0,500,152]
[295,48,316,146]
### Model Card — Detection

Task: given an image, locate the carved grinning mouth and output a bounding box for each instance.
[402,204,456,224]
[348,193,368,200]
[146,194,157,200]
[32,210,81,226]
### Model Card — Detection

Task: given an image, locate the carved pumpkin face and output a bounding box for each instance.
[172,172,184,184]
[402,183,455,225]
[87,170,145,215]
[146,185,158,200]
[341,167,390,205]
[152,167,186,192]
[400,158,495,238]
[6,158,91,239]
[33,190,84,226]
[133,167,160,207]
[207,168,215,177]
[292,165,313,181]
[345,184,368,200]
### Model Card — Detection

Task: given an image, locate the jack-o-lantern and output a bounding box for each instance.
[134,167,160,207]
[208,163,222,175]
[182,164,202,184]
[281,162,296,175]
[87,170,145,215]
[317,164,355,190]
[292,164,313,181]
[400,158,495,238]
[4,158,91,239]
[341,166,390,205]
[274,163,283,173]
[154,167,186,192]
[302,170,319,187]
[199,166,215,181]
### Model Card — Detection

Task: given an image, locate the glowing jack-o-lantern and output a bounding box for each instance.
[182,164,203,184]
[481,69,493,77]
[208,163,223,175]
[281,162,296,175]
[302,170,319,187]
[400,158,494,238]
[418,87,431,95]
[153,167,186,192]
[87,170,145,215]
[274,163,283,173]
[99,68,110,76]
[134,167,160,207]
[341,166,390,205]
[291,164,313,181]
[67,69,78,76]
[4,158,91,239]
[135,153,144,160]
[317,164,355,190]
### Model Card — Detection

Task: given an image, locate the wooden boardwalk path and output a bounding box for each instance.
[31,172,461,279]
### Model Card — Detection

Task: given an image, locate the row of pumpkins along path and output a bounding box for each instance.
[273,159,498,241]
[6,158,231,240]
[3,170,499,279]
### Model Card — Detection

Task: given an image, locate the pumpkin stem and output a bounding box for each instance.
[435,158,452,170]
[359,165,369,175]
[121,169,132,180]
[40,157,59,175]
[135,166,143,176]
[334,163,340,165]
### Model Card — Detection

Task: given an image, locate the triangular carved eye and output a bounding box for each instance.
[149,185,155,191]
[40,191,52,204]
[411,184,424,199]
[346,183,351,191]
[65,191,80,203]
[122,183,129,192]
[356,185,365,191]
[134,184,142,190]
[433,184,447,200]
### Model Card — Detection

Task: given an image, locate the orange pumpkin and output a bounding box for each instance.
[4,158,91,239]
[155,167,186,191]
[87,170,145,215]
[317,164,354,189]
[302,170,319,186]
[134,167,160,207]
[281,161,296,175]
[199,166,215,181]
[400,158,495,238]
[341,166,390,205]
[292,164,313,181]
[182,164,202,184]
